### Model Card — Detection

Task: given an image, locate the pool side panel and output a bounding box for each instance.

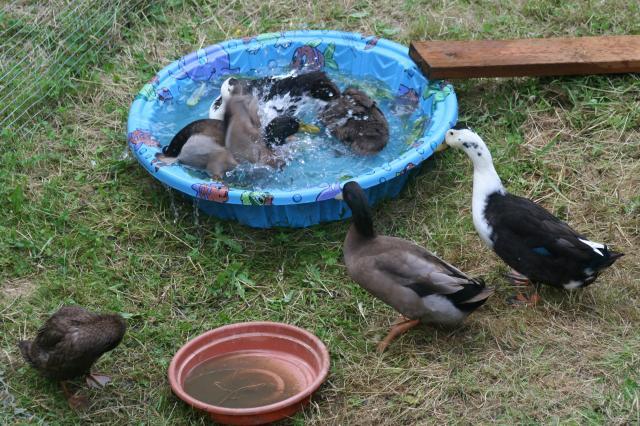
[193,168,415,228]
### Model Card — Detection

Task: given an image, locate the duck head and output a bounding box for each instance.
[445,127,494,168]
[208,77,240,120]
[264,116,320,147]
[341,181,375,238]
[445,126,504,204]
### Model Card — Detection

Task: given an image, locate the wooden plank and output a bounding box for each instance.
[409,36,640,79]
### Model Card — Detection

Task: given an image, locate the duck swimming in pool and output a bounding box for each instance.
[208,71,340,119]
[320,87,389,155]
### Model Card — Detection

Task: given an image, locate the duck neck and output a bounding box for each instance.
[349,200,375,239]
[352,213,375,239]
[209,97,226,120]
[472,161,503,198]
[468,146,504,246]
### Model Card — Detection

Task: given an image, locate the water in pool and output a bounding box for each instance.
[183,351,305,408]
[151,69,425,191]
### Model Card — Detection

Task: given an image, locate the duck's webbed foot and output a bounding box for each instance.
[61,381,88,410]
[509,292,541,306]
[505,270,541,306]
[505,269,530,286]
[86,373,111,389]
[377,316,420,353]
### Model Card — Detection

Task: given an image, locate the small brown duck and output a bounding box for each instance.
[156,112,316,177]
[223,94,284,169]
[161,118,226,158]
[18,306,126,409]
[320,87,389,155]
[340,181,493,352]
[156,119,238,179]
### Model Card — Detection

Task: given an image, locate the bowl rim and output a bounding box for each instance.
[127,29,458,206]
[167,321,330,416]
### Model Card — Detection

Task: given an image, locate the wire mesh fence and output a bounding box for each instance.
[0,0,150,136]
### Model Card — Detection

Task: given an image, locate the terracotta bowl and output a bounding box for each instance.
[168,321,330,425]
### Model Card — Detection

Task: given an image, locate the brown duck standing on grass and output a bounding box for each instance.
[340,181,493,352]
[320,87,389,155]
[18,306,126,409]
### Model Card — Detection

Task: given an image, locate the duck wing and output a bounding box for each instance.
[163,119,224,157]
[359,237,473,296]
[379,241,493,314]
[485,193,601,262]
[342,87,375,108]
[24,307,92,376]
[265,71,340,101]
[37,309,125,377]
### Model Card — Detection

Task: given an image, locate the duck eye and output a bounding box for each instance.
[448,131,454,136]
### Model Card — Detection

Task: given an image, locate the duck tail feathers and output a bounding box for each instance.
[471,276,486,288]
[600,250,624,269]
[460,286,494,305]
[18,340,33,364]
[154,153,178,164]
[590,247,624,271]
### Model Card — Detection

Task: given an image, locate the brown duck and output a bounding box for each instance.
[156,118,238,179]
[223,94,285,169]
[320,87,389,155]
[18,306,126,409]
[340,181,493,352]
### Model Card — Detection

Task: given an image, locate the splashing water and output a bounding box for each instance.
[192,198,200,227]
[120,147,132,161]
[150,69,425,191]
[163,183,180,224]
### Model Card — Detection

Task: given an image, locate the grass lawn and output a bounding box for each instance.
[1,0,639,424]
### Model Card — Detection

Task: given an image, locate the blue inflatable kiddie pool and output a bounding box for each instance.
[127,30,457,228]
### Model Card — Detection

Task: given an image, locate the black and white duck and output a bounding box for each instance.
[18,306,126,409]
[445,127,623,304]
[208,71,340,119]
[341,181,493,352]
[320,87,389,155]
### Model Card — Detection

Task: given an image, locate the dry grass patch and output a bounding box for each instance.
[1,278,37,301]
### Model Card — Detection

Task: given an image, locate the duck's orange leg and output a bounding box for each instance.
[505,269,541,306]
[377,317,420,353]
[61,381,88,410]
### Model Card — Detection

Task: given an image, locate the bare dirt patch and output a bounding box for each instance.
[1,278,37,301]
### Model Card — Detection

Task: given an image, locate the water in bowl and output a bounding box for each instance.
[151,69,425,191]
[184,351,308,409]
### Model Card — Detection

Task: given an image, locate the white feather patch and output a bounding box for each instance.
[563,280,583,290]
[470,153,504,249]
[578,238,605,256]
[209,96,224,119]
